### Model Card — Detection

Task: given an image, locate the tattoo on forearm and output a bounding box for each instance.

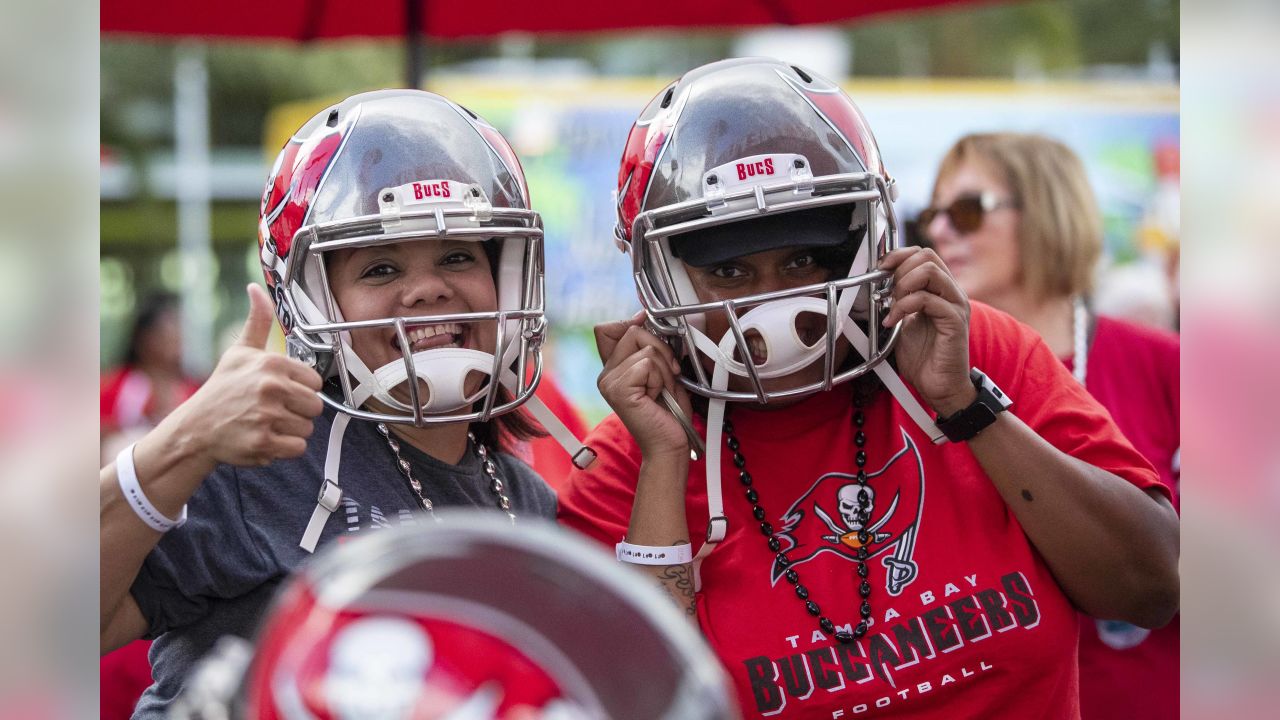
[658,564,698,616]
[653,538,696,617]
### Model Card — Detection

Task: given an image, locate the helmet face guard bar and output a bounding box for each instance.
[629,172,903,404]
[630,171,885,244]
[282,208,545,426]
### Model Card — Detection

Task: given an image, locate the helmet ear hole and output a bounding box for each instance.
[791,65,813,83]
[326,108,339,127]
[660,87,675,109]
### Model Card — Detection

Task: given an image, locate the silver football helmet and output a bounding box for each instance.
[614,57,902,405]
[259,89,544,426]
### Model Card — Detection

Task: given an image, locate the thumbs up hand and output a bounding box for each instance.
[235,280,278,350]
[167,284,325,468]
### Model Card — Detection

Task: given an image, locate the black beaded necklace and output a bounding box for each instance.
[723,396,873,644]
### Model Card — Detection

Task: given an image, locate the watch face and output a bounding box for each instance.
[971,368,1011,410]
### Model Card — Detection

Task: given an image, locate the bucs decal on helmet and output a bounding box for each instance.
[320,616,435,720]
[256,106,353,339]
[772,429,924,596]
[261,137,300,218]
[253,611,576,719]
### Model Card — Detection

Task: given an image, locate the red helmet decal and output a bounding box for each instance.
[471,119,530,208]
[616,84,683,243]
[806,90,882,175]
[616,131,665,242]
[261,139,302,216]
[261,129,344,263]
[246,582,571,719]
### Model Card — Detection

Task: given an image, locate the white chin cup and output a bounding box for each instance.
[712,297,839,380]
[369,348,495,414]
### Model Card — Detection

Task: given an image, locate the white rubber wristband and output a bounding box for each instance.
[616,540,693,566]
[116,443,188,533]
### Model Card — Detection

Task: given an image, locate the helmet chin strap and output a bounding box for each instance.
[839,319,946,445]
[498,367,598,470]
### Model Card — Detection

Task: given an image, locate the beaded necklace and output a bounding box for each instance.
[721,395,874,643]
[375,423,516,524]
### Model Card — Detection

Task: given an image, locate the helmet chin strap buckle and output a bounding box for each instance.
[286,336,318,368]
[571,447,598,470]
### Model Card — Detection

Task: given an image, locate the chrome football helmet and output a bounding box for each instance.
[170,515,739,720]
[615,57,905,405]
[259,89,544,426]
[612,58,943,583]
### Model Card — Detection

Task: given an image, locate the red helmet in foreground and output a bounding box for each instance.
[171,513,739,720]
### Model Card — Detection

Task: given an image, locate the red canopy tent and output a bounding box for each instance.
[103,0,993,87]
[102,1,983,40]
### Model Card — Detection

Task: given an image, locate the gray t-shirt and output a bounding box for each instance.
[129,408,556,719]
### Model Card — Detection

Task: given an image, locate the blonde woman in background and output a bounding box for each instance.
[923,132,1180,720]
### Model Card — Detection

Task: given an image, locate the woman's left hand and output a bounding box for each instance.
[878,247,975,417]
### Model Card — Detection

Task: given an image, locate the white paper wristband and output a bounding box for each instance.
[116,443,188,533]
[616,540,693,566]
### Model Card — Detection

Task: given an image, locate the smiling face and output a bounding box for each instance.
[685,245,853,396]
[326,238,498,407]
[926,159,1023,306]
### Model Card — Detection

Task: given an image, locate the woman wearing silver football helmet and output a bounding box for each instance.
[101,90,588,720]
[560,58,1178,720]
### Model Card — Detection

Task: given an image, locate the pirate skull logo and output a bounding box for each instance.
[773,429,926,596]
[837,484,874,530]
[324,617,432,720]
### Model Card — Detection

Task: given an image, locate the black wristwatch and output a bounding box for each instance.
[935,368,1013,443]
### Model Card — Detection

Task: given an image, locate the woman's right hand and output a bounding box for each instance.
[101,284,326,653]
[594,314,694,461]
[161,283,325,468]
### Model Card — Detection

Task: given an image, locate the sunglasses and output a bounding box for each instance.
[918,192,1017,235]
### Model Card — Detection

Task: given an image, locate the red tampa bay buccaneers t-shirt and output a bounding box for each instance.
[560,303,1166,719]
